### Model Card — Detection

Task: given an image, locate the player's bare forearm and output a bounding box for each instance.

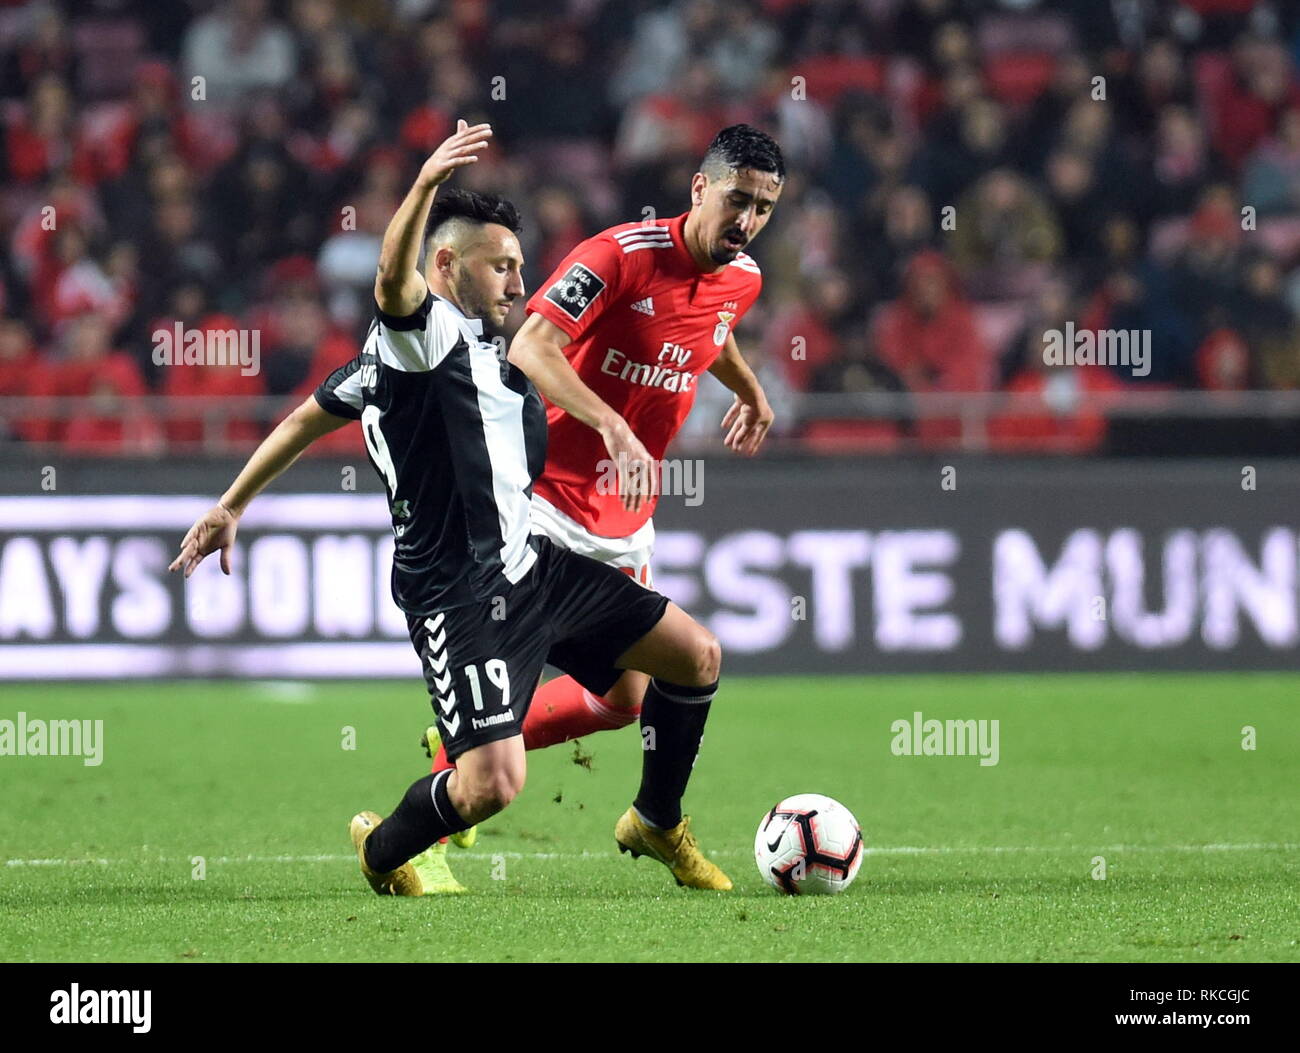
[709,333,765,405]
[375,178,442,315]
[170,397,349,578]
[508,314,622,435]
[509,313,654,512]
[221,397,348,515]
[713,334,774,456]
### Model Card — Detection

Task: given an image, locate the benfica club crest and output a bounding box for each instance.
[713,310,735,347]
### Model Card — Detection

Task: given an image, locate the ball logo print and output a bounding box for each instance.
[764,812,798,853]
[755,793,864,895]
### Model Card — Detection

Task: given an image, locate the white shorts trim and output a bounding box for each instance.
[529,494,654,584]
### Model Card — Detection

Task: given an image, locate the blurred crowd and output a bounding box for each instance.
[1,0,1299,454]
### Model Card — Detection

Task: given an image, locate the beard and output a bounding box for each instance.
[452,269,505,334]
[709,244,739,265]
[709,228,747,265]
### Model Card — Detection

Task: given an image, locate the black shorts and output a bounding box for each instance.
[407,537,669,761]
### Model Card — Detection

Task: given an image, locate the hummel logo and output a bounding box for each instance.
[630,297,655,317]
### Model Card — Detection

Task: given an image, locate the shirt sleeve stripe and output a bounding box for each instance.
[375,289,433,332]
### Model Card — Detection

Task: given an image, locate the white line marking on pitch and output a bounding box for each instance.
[5,842,1295,867]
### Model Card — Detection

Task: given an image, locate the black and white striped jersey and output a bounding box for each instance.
[314,291,548,614]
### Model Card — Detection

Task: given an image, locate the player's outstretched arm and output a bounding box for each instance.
[710,332,774,456]
[374,118,493,317]
[168,396,349,578]
[508,313,655,513]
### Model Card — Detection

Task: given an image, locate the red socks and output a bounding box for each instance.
[523,674,639,748]
[430,674,638,772]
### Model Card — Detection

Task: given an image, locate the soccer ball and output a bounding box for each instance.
[754,793,864,895]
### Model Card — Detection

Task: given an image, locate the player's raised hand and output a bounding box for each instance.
[721,393,774,456]
[168,503,239,578]
[599,417,657,514]
[417,119,493,188]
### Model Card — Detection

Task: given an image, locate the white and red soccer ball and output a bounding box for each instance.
[755,793,864,895]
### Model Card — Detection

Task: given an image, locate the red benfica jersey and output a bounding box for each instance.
[524,211,762,538]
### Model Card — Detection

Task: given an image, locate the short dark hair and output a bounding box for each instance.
[426,188,522,242]
[701,124,785,181]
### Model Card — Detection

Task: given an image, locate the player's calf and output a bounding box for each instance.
[357,740,522,880]
[604,602,732,888]
[603,669,650,713]
[615,604,722,829]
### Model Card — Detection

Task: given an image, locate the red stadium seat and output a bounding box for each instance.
[1192,51,1234,141]
[1181,0,1259,13]
[801,55,887,104]
[983,53,1057,108]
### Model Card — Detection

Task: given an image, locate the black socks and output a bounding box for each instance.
[365,677,719,871]
[363,769,470,873]
[633,678,717,830]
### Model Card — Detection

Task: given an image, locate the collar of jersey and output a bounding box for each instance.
[430,291,485,336]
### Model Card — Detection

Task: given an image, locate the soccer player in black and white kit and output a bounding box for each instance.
[170,120,733,894]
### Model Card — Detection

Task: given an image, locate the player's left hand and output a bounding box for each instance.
[721,394,773,456]
[169,503,240,578]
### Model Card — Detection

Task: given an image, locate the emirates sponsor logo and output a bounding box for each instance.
[600,345,695,392]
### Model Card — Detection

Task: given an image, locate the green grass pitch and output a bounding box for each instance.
[1,674,1296,963]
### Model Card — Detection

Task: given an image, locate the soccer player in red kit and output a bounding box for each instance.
[419,125,784,879]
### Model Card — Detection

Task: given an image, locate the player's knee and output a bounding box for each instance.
[486,770,524,813]
[464,766,524,816]
[688,628,721,686]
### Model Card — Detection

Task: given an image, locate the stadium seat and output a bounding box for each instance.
[802,55,887,104]
[1192,51,1234,143]
[802,418,902,454]
[983,53,1057,108]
